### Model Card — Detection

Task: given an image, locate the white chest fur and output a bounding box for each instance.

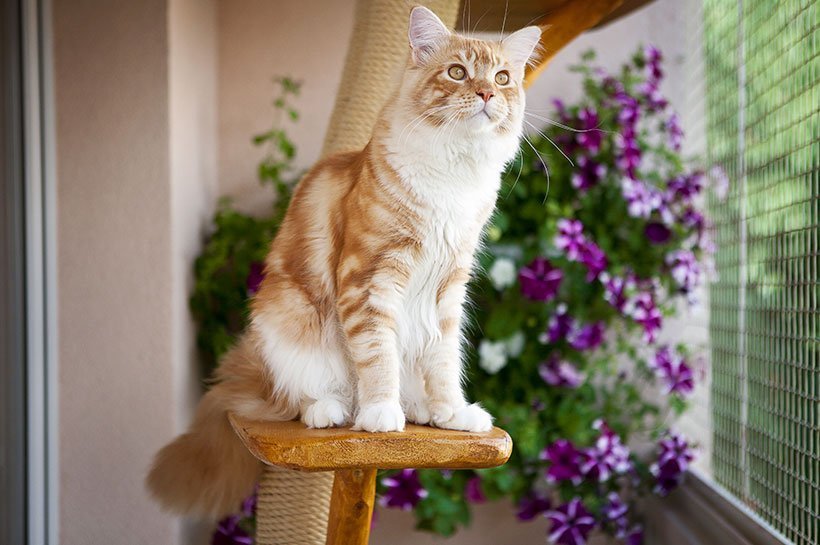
[394,169,501,367]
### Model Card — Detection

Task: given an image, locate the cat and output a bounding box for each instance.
[146,6,541,517]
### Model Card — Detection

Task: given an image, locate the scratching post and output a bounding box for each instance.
[255,467,334,545]
[321,0,460,156]
[231,418,511,545]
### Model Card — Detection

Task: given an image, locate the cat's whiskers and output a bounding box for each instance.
[523,119,574,167]
[500,0,510,40]
[519,132,551,202]
[430,110,460,152]
[504,147,525,199]
[524,111,614,136]
[398,104,455,149]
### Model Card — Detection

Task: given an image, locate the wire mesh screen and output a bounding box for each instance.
[704,1,819,544]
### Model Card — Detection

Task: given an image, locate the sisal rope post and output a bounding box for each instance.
[321,0,461,157]
[255,467,334,545]
[255,1,460,543]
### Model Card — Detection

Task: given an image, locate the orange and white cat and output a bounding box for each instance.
[147,6,540,517]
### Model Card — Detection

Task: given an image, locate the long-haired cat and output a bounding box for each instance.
[147,6,541,517]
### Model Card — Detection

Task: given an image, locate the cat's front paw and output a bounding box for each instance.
[403,397,431,425]
[430,402,493,432]
[302,397,350,429]
[353,400,406,432]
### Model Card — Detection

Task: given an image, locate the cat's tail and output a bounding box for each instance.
[146,332,297,518]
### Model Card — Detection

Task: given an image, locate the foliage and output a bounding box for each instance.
[379,46,718,543]
[190,77,301,374]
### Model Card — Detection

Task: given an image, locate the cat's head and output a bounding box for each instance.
[399,6,541,141]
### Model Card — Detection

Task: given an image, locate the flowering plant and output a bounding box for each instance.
[196,48,723,544]
[378,46,723,542]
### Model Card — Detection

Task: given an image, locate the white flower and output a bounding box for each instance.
[478,340,508,374]
[505,332,526,358]
[488,258,517,290]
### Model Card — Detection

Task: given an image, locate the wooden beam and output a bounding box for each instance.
[455,0,652,33]
[524,0,624,88]
[326,469,377,545]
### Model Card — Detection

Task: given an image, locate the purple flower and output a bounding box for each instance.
[465,475,487,503]
[644,45,664,81]
[579,241,607,280]
[519,257,564,301]
[554,219,606,279]
[666,113,683,151]
[603,492,628,523]
[651,432,695,495]
[246,261,265,296]
[555,219,586,260]
[602,492,629,537]
[240,489,257,517]
[580,421,632,482]
[645,222,672,244]
[567,322,605,351]
[621,179,661,218]
[539,356,584,389]
[380,469,428,510]
[653,346,695,396]
[542,304,574,343]
[600,272,633,312]
[626,525,645,545]
[625,291,662,343]
[516,493,552,521]
[666,249,703,293]
[653,469,682,496]
[667,171,704,201]
[618,147,642,178]
[547,498,596,545]
[680,207,705,232]
[553,98,570,122]
[638,80,668,111]
[540,439,583,483]
[601,73,624,96]
[576,108,603,153]
[212,515,253,545]
[571,156,606,192]
[616,93,640,128]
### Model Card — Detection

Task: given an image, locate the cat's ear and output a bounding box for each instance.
[502,26,543,68]
[408,6,451,65]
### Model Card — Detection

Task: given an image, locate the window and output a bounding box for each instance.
[704,1,819,544]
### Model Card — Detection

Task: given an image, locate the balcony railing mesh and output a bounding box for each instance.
[704,1,819,544]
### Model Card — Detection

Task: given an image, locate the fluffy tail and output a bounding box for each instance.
[146,332,297,518]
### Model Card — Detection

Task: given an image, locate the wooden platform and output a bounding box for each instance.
[229,414,513,472]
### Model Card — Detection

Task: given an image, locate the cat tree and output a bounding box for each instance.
[231,1,651,543]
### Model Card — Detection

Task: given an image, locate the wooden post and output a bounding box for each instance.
[326,469,378,545]
[524,0,624,88]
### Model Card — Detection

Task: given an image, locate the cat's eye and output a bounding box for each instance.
[448,65,466,80]
[495,70,510,85]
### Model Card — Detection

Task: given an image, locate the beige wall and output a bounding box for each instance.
[169,1,219,542]
[217,0,356,215]
[53,0,216,543]
[51,1,703,544]
[53,1,175,543]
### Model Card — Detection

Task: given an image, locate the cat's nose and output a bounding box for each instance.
[476,89,494,103]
